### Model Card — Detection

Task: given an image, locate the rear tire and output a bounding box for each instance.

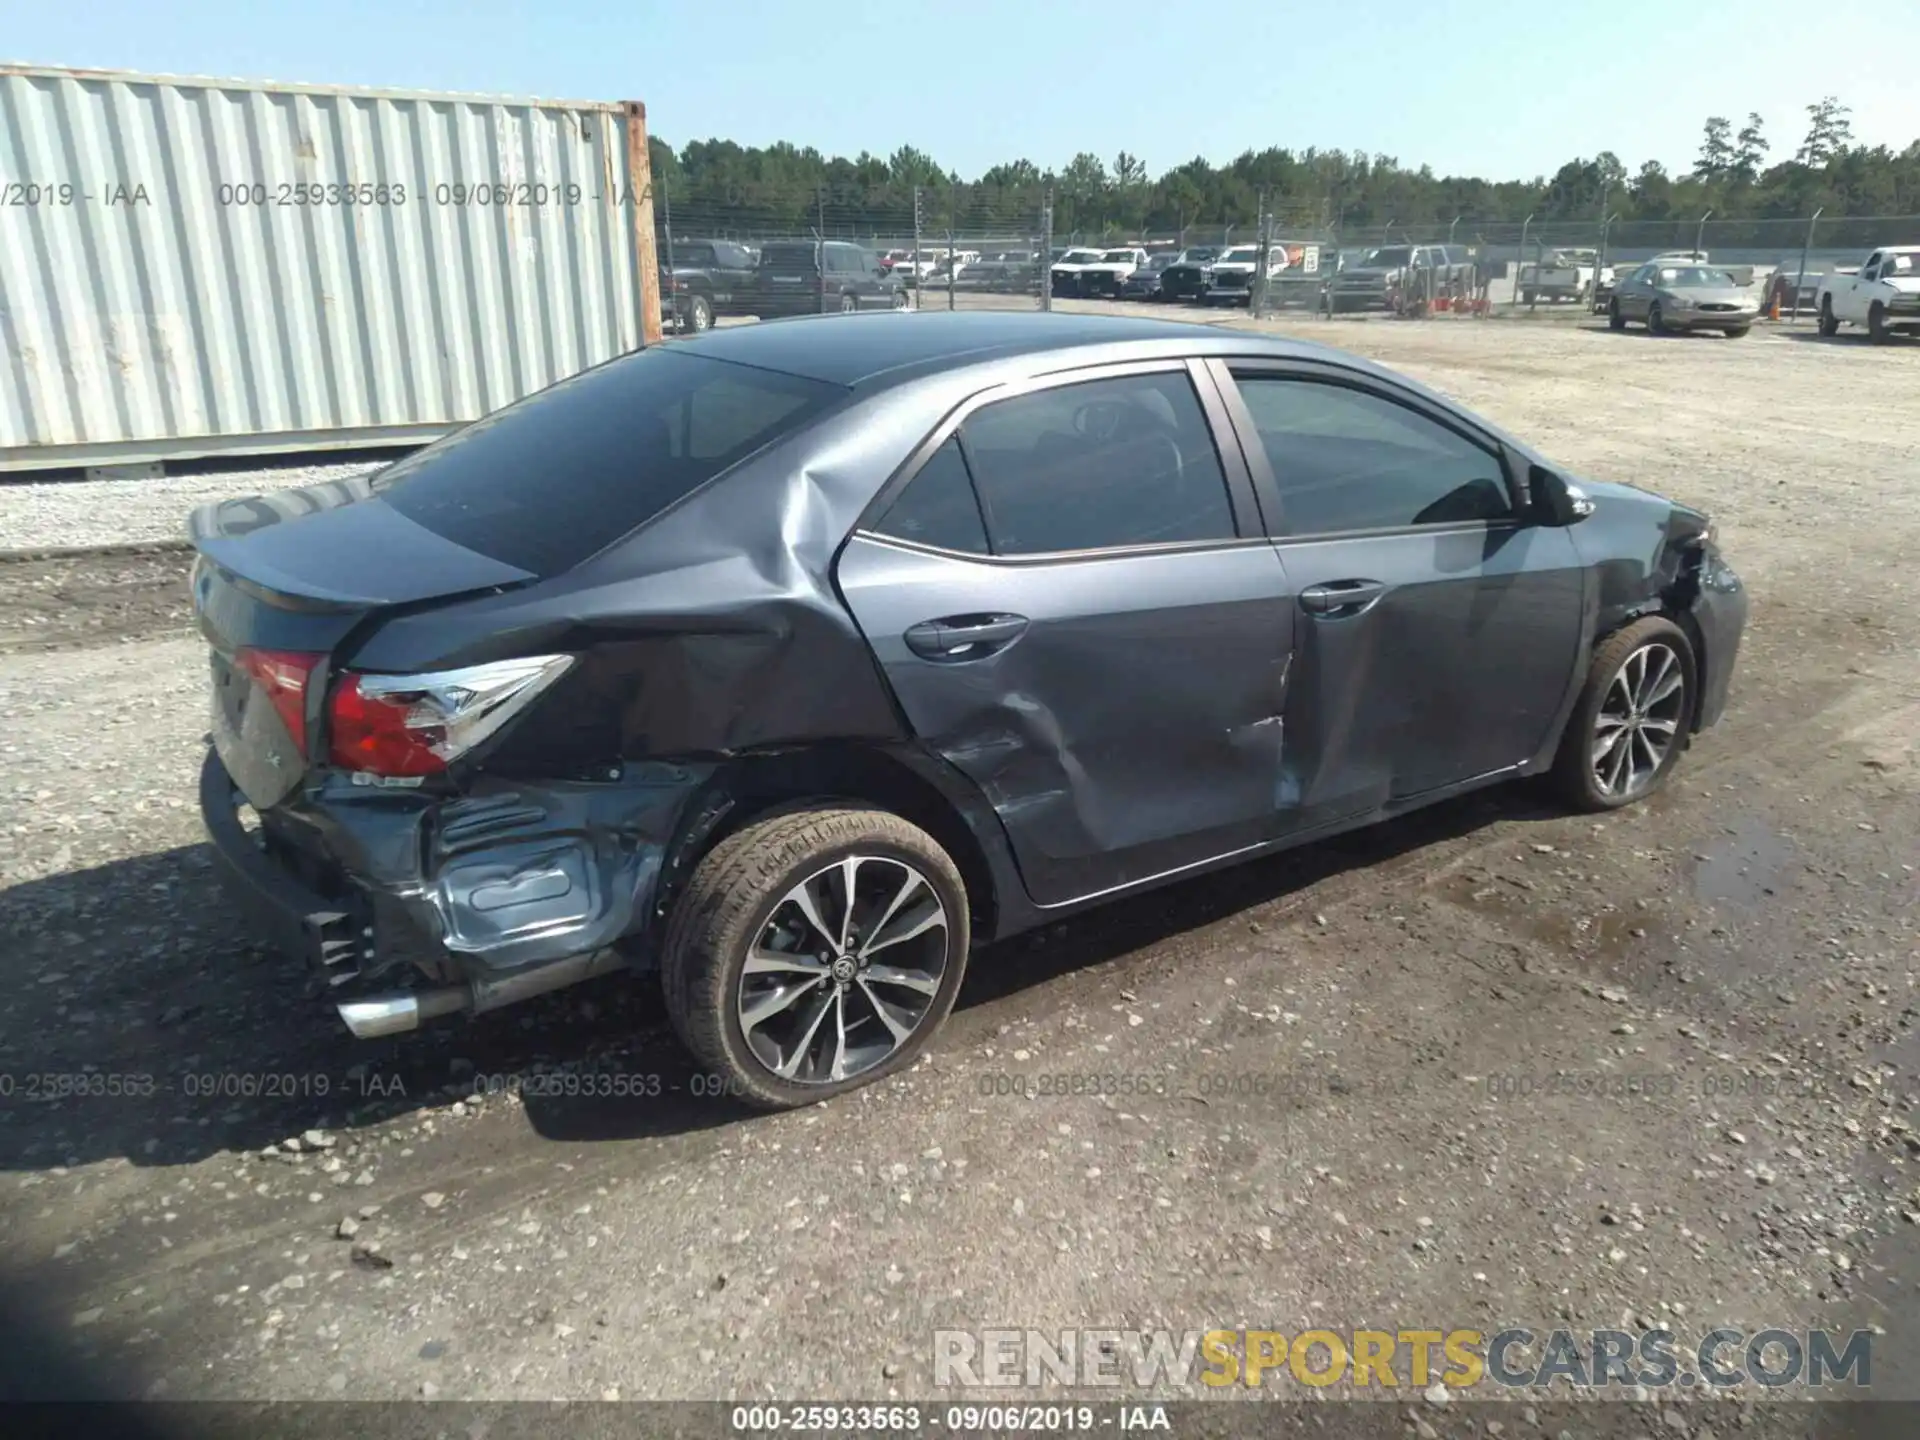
[1521,289,1535,305]
[1550,616,1697,813]
[839,292,858,314]
[1818,296,1840,337]
[1724,326,1749,339]
[686,293,713,333]
[660,805,971,1111]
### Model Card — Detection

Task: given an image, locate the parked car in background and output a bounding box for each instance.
[193,310,1746,1110]
[1608,261,1759,337]
[1078,248,1150,297]
[1761,261,1834,315]
[1157,246,1224,302]
[1050,247,1109,296]
[751,240,908,317]
[1201,245,1273,306]
[1329,244,1470,312]
[1817,246,1920,342]
[1120,252,1178,300]
[661,239,759,332]
[1518,248,1600,304]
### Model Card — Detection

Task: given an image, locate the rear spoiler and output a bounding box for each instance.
[188,473,383,544]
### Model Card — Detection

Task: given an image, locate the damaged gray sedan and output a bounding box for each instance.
[194,311,1748,1109]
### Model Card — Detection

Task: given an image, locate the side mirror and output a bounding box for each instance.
[1531,464,1596,526]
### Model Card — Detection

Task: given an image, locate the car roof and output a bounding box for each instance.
[667,310,1349,389]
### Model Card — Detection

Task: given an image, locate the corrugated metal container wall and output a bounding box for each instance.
[0,65,648,472]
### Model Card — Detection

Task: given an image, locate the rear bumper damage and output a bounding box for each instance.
[199,749,712,1037]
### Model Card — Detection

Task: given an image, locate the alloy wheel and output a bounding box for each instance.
[1591,642,1686,800]
[735,854,950,1085]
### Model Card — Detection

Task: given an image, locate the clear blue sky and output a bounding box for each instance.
[4,0,1914,181]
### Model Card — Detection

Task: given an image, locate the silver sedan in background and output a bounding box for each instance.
[1608,262,1760,337]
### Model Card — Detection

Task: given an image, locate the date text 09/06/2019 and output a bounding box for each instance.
[727,1405,1171,1432]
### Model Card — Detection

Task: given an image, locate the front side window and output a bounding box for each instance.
[957,372,1236,556]
[1229,375,1511,537]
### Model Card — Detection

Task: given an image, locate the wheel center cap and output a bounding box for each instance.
[830,956,857,982]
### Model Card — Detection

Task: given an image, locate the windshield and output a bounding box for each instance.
[1884,253,1919,277]
[1146,255,1174,271]
[1657,267,1736,288]
[1220,247,1260,264]
[1362,247,1413,268]
[1100,250,1136,262]
[374,350,842,576]
[1060,250,1103,264]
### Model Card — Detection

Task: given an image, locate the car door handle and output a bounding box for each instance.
[903,614,1029,660]
[1300,580,1386,616]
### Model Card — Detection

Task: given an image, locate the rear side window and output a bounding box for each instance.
[872,438,989,554]
[1230,375,1510,536]
[958,371,1236,555]
[372,350,842,575]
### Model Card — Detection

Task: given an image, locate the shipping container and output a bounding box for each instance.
[0,64,660,473]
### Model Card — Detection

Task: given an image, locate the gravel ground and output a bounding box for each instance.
[2,315,1919,1430]
[0,459,381,555]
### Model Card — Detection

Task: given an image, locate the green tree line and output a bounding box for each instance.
[647,97,1920,245]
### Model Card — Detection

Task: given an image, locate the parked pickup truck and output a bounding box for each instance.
[660,238,758,332]
[1817,246,1920,342]
[1076,247,1150,297]
[1518,248,1602,304]
[1328,243,1471,312]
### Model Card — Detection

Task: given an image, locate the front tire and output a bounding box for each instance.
[1550,616,1697,812]
[660,805,971,1111]
[1869,303,1891,344]
[1608,301,1625,331]
[1647,302,1666,335]
[1724,325,1750,338]
[839,292,859,314]
[1818,297,1840,337]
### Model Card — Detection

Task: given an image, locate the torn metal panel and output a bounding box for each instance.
[290,762,717,978]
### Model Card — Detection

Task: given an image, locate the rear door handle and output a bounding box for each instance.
[1300,579,1386,616]
[904,613,1029,660]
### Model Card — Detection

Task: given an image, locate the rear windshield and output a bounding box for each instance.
[371,350,843,575]
[759,242,819,271]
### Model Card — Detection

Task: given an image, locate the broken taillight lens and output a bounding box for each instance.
[326,655,575,778]
[234,648,321,755]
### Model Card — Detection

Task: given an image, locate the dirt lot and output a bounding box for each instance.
[2,313,1919,1429]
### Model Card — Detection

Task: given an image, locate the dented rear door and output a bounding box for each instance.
[836,361,1292,909]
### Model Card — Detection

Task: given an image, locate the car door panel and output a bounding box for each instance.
[1207,360,1588,834]
[1272,523,1585,827]
[835,362,1291,908]
[838,538,1291,904]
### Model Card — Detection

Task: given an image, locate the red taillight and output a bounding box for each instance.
[234,648,321,755]
[327,674,448,777]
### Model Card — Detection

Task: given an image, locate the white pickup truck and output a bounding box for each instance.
[1816,246,1920,342]
[1518,248,1602,304]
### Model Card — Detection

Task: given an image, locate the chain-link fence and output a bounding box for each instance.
[654,176,1058,325]
[648,168,1920,331]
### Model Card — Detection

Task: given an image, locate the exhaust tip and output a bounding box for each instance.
[337,995,423,1039]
